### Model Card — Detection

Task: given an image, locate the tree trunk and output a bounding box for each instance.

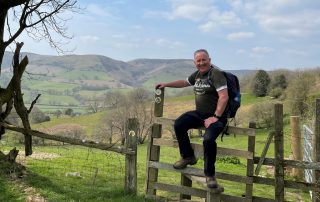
[0,8,8,72]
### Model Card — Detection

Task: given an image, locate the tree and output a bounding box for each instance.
[128,88,153,144]
[64,108,74,116]
[271,74,287,89]
[269,74,288,98]
[30,107,50,123]
[251,70,271,97]
[0,0,79,156]
[287,72,315,118]
[96,89,154,145]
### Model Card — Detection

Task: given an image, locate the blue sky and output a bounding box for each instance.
[17,0,320,70]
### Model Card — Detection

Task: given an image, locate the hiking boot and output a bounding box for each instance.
[206,176,218,188]
[173,156,197,169]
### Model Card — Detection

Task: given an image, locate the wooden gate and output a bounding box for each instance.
[145,88,273,201]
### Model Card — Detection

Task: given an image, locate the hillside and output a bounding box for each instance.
[0,52,255,112]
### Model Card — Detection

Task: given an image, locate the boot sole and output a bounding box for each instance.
[173,159,198,169]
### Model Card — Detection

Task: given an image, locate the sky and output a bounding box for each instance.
[14,0,320,70]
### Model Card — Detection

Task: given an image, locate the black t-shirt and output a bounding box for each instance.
[187,67,227,113]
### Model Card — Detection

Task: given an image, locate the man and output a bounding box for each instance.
[155,49,228,188]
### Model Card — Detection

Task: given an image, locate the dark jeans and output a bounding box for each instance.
[174,110,227,177]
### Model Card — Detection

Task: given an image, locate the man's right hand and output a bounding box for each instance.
[155,83,166,89]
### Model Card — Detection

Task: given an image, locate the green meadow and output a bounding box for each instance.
[0,93,313,201]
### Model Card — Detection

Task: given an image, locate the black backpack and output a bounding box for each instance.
[208,66,241,118]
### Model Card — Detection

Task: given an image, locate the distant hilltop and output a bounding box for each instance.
[2,51,255,88]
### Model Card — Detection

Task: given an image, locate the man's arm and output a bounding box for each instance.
[214,88,228,117]
[204,88,228,128]
[155,80,190,89]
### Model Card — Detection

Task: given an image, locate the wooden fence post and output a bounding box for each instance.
[145,88,164,197]
[246,122,256,201]
[313,99,320,202]
[274,103,284,202]
[125,118,138,194]
[290,116,303,180]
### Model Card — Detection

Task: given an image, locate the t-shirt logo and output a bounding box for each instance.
[194,78,211,95]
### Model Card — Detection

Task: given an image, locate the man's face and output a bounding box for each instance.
[194,52,211,74]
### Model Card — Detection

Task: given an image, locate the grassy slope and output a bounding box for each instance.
[0,93,311,201]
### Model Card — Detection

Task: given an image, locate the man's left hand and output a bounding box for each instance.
[204,117,218,128]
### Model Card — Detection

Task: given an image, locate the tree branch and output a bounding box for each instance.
[27,94,41,114]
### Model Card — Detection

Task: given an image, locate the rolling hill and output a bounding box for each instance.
[1,52,255,113]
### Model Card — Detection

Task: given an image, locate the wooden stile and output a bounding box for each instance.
[274,104,284,202]
[145,88,261,202]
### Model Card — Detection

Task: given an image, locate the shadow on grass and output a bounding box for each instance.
[0,174,25,202]
[23,170,149,202]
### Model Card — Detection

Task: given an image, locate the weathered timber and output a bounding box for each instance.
[246,122,256,201]
[154,182,207,198]
[274,104,284,202]
[180,173,192,200]
[124,118,138,194]
[153,137,253,159]
[253,157,320,170]
[145,88,164,196]
[0,122,134,154]
[255,131,275,175]
[145,124,162,196]
[148,161,250,184]
[6,147,19,163]
[290,116,303,180]
[154,117,255,136]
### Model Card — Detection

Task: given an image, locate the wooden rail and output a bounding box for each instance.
[145,88,260,202]
[0,118,139,195]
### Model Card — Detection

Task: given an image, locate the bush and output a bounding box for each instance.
[30,107,50,124]
[217,156,241,164]
[249,102,275,129]
[269,87,283,99]
[251,70,271,97]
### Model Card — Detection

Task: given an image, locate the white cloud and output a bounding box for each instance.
[111,34,125,39]
[113,42,140,49]
[227,0,320,38]
[199,10,242,32]
[251,46,273,54]
[236,49,246,54]
[78,35,100,43]
[152,38,185,48]
[148,1,243,32]
[256,10,320,37]
[227,32,255,41]
[284,49,307,57]
[168,3,211,21]
[86,4,115,18]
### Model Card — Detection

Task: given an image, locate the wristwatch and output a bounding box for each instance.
[213,113,221,119]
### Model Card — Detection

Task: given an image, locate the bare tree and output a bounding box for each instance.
[96,89,153,145]
[128,88,153,143]
[0,0,79,156]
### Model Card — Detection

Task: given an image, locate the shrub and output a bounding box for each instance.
[30,107,50,124]
[249,102,275,129]
[217,156,241,164]
[269,87,283,99]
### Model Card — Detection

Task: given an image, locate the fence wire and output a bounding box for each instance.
[0,137,132,201]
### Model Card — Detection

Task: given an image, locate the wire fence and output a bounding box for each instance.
[303,124,314,200]
[0,136,136,201]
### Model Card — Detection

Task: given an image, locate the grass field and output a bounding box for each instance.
[0,93,314,201]
[57,70,113,81]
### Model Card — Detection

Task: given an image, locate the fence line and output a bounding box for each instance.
[145,88,320,202]
[0,117,139,195]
